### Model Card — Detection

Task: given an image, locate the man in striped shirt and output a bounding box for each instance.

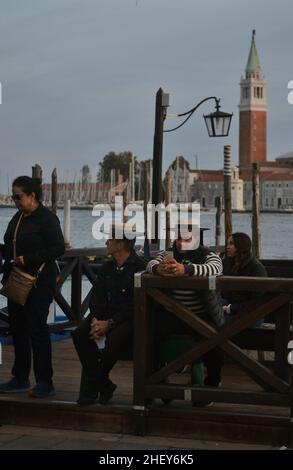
[146,230,224,397]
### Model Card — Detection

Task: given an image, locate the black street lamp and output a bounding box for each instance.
[152,90,233,207]
[165,95,232,137]
[151,89,233,242]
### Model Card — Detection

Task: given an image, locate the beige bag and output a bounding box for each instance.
[0,213,45,306]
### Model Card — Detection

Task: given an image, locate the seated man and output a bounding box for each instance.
[146,225,224,400]
[72,225,146,405]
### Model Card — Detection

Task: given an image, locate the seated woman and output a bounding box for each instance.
[221,232,267,326]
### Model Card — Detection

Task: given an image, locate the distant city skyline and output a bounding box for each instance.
[1,0,293,191]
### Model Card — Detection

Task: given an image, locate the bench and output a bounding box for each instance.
[231,260,293,352]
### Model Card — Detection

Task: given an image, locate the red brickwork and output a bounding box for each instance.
[239,110,266,168]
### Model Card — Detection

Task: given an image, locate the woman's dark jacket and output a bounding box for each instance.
[2,204,65,284]
[222,257,267,314]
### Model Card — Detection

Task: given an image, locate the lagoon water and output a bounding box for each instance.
[0,207,292,312]
[0,206,292,258]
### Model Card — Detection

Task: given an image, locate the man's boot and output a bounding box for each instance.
[77,368,99,405]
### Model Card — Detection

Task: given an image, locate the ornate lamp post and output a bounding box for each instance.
[151,88,233,242]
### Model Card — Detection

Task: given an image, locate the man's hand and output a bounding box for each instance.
[89,317,110,340]
[156,259,186,276]
[15,256,25,266]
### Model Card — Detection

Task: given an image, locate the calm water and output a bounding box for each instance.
[0,207,292,258]
[1,207,292,312]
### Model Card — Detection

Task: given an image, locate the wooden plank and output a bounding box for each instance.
[145,407,289,446]
[54,291,75,321]
[142,273,293,293]
[0,308,9,323]
[81,258,97,285]
[233,326,275,351]
[0,395,289,446]
[48,321,76,333]
[145,384,290,407]
[71,256,83,322]
[0,339,290,446]
[275,304,291,381]
[80,289,93,318]
[133,283,150,434]
[56,258,77,288]
[133,285,148,408]
[147,288,290,393]
[62,247,108,259]
[261,259,293,267]
[290,363,293,448]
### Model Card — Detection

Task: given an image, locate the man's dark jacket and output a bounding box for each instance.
[89,251,146,326]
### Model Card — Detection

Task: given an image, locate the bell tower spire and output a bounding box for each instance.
[239,30,267,169]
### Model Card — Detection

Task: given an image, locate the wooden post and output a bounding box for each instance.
[215,196,223,254]
[51,168,58,214]
[290,302,293,448]
[63,199,71,248]
[71,256,82,324]
[32,164,43,181]
[223,145,232,245]
[152,88,165,242]
[132,154,135,202]
[252,162,261,258]
[140,160,152,252]
[274,303,291,381]
[252,163,263,363]
[165,168,172,250]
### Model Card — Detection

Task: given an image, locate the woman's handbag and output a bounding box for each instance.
[0,213,45,306]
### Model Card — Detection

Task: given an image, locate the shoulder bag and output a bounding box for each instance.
[0,213,45,306]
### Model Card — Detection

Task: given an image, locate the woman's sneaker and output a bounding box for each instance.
[0,377,30,393]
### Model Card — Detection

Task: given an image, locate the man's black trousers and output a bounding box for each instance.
[72,314,132,383]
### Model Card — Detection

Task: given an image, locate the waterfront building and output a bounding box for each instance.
[189,168,244,211]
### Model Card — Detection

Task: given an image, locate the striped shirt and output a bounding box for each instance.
[146,248,222,316]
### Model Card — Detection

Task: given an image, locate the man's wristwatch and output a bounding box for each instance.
[108,318,116,330]
[184,263,195,276]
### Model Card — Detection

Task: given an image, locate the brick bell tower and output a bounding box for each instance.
[239,30,267,170]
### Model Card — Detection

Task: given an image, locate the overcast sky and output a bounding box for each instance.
[0,0,293,190]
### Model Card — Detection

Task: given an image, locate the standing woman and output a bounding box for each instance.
[222,232,267,323]
[0,176,65,397]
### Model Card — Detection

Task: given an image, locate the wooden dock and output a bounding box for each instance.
[0,338,290,446]
[1,255,292,447]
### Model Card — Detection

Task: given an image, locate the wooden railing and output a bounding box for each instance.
[0,248,107,334]
[49,248,108,332]
[133,274,293,443]
[1,252,293,443]
[1,253,293,334]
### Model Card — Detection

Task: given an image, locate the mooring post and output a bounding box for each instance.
[223,145,232,246]
[51,168,58,214]
[252,162,261,258]
[215,196,223,254]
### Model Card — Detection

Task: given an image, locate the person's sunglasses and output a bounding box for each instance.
[11,193,24,201]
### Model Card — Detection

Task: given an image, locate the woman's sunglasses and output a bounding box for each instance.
[11,193,25,201]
